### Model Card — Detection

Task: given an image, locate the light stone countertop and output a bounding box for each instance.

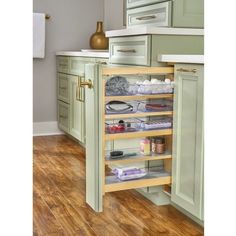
[56,51,109,58]
[106,26,204,37]
[158,54,204,64]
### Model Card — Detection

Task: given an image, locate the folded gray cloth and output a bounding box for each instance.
[106,76,129,96]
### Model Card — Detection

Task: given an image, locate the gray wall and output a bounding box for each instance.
[104,0,125,30]
[33,0,104,122]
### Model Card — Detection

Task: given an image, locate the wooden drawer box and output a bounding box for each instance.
[127,0,165,9]
[127,1,172,28]
[109,35,151,66]
[58,101,70,133]
[57,73,70,103]
[56,56,69,73]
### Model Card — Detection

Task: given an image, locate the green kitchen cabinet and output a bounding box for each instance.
[56,56,108,144]
[171,63,204,220]
[126,0,204,28]
[172,0,204,28]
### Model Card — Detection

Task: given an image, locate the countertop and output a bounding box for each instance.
[106,26,204,37]
[56,51,109,58]
[158,54,204,64]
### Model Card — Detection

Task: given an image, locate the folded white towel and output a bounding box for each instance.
[33,13,45,58]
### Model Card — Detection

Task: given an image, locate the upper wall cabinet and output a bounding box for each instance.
[172,0,204,28]
[127,0,164,9]
[126,0,204,28]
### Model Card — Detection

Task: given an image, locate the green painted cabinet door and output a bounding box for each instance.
[69,75,85,143]
[171,64,204,220]
[84,63,103,212]
[173,0,204,28]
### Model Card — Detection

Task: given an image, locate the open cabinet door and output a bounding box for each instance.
[85,63,103,212]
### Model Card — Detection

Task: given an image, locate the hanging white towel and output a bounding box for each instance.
[33,13,45,58]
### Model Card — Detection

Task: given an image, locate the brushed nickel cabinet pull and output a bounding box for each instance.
[177,68,197,73]
[117,49,136,53]
[136,15,156,21]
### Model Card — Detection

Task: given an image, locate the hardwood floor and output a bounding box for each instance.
[33,135,204,236]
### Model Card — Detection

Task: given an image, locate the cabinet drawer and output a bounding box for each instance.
[127,1,171,28]
[58,101,70,133]
[127,0,165,9]
[69,57,95,75]
[56,56,69,73]
[109,35,151,66]
[57,73,70,103]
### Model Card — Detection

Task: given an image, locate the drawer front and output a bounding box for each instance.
[69,57,96,75]
[56,56,69,73]
[127,1,172,28]
[109,35,151,66]
[127,0,165,9]
[57,73,70,103]
[58,101,70,133]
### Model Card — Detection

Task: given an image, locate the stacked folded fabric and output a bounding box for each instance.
[112,167,146,181]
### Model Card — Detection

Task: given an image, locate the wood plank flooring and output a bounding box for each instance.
[33,135,204,236]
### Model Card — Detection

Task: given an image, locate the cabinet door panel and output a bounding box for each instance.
[171,64,204,219]
[69,75,85,143]
[85,63,103,212]
[58,73,70,103]
[58,101,70,133]
[173,0,204,28]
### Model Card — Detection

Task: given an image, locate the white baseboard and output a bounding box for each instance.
[33,121,64,136]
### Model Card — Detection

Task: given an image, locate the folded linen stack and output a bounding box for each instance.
[112,167,146,181]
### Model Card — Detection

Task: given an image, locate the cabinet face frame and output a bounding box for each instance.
[171,64,204,219]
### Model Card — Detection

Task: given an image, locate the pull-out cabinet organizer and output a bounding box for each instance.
[85,64,174,211]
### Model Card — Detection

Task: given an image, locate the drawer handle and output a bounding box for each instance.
[59,115,67,119]
[59,86,67,90]
[117,49,136,53]
[177,68,197,73]
[80,79,93,89]
[136,15,156,21]
[76,76,86,102]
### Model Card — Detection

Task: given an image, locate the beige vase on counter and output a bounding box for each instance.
[90,21,108,50]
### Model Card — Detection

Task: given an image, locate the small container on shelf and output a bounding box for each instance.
[136,78,174,95]
[156,137,165,154]
[139,117,172,130]
[138,99,173,113]
[140,138,150,155]
[105,119,140,134]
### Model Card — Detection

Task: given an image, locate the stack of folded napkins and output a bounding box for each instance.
[112,167,146,181]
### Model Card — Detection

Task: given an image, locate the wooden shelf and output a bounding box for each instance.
[105,151,172,165]
[105,94,173,102]
[105,111,173,120]
[102,66,174,76]
[105,129,172,141]
[105,168,171,193]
